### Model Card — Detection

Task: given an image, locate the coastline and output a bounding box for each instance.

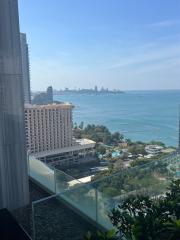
[54,90,180,147]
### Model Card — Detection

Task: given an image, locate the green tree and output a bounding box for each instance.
[128,144,146,155]
[111,132,124,145]
[75,124,124,145]
[109,180,180,240]
[130,158,148,167]
[113,159,123,171]
[86,180,180,240]
[96,145,106,155]
[73,128,82,138]
[79,121,84,129]
[126,138,133,146]
[149,141,166,147]
[84,230,116,240]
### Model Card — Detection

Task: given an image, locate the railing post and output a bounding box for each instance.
[54,167,56,194]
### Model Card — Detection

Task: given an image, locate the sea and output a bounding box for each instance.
[54,90,180,147]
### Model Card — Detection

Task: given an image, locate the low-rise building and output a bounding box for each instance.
[118,142,128,148]
[145,145,164,155]
[32,138,96,167]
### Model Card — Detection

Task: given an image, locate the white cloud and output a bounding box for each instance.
[147,19,180,28]
[107,44,180,70]
[132,57,180,75]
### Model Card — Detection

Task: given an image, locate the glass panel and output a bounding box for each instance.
[54,168,82,193]
[29,156,55,193]
[32,153,180,239]
[59,184,97,223]
[93,153,180,230]
[28,156,83,194]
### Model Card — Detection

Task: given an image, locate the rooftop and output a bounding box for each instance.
[31,138,96,159]
[145,145,164,150]
[75,138,96,145]
[25,102,74,109]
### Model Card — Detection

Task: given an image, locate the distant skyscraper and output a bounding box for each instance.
[47,86,53,103]
[32,86,54,105]
[0,0,29,209]
[20,33,31,103]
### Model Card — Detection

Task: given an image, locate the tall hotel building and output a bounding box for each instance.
[0,0,29,209]
[20,33,31,103]
[25,103,74,154]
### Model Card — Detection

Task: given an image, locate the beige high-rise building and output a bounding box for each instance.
[25,103,74,154]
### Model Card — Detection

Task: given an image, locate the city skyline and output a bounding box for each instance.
[19,0,180,91]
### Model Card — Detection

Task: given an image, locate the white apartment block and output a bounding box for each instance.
[25,103,74,154]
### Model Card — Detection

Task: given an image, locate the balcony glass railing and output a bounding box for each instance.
[31,153,180,239]
[28,156,82,193]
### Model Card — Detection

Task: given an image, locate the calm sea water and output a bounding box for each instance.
[54,90,180,147]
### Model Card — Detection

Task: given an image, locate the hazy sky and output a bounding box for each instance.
[19,0,180,91]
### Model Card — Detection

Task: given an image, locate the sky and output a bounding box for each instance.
[18,0,180,91]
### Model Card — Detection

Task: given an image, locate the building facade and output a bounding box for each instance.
[46,86,53,103]
[20,33,31,103]
[25,103,74,154]
[33,138,96,167]
[0,0,29,209]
